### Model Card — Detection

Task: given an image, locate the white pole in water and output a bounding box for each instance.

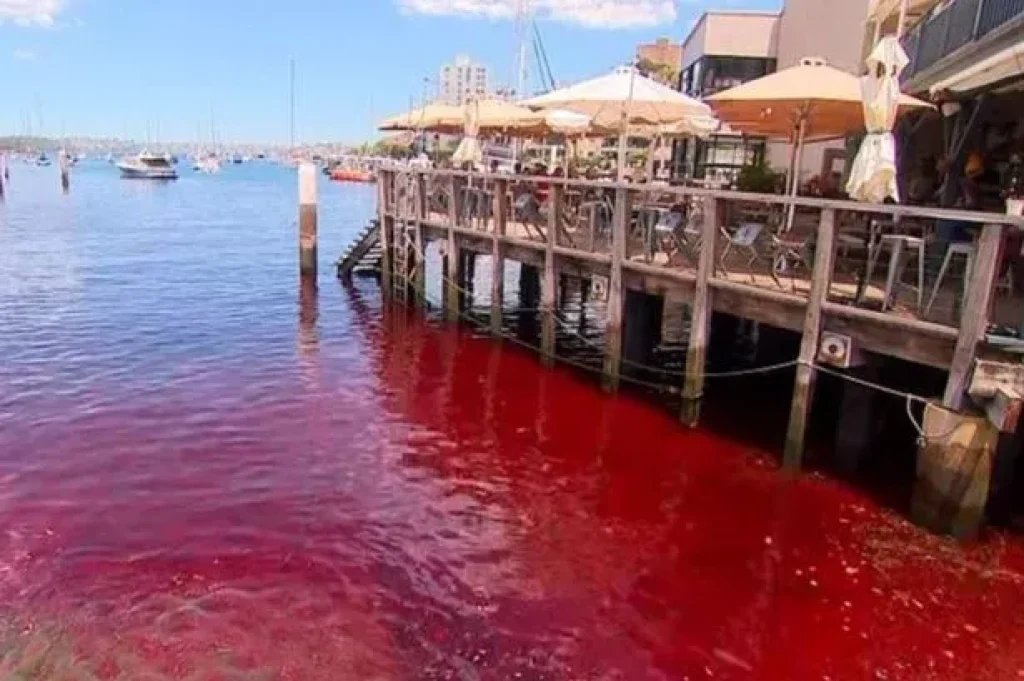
[298,162,318,276]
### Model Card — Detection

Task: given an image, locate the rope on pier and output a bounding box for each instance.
[393,234,955,444]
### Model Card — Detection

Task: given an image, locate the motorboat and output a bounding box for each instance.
[329,167,375,183]
[117,152,178,179]
[35,152,52,167]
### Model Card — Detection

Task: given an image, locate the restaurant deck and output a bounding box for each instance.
[366,168,1023,507]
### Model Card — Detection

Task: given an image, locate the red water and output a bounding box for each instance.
[1,165,1023,680]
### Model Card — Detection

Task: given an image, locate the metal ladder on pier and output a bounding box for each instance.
[336,221,382,280]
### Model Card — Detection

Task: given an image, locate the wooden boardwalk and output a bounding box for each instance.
[373,168,1024,478]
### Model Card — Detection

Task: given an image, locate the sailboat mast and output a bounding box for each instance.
[289,59,296,150]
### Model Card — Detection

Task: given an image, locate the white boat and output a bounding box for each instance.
[117,152,177,180]
[193,155,221,174]
[35,152,52,167]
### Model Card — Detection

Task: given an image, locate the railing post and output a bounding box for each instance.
[681,197,721,426]
[783,208,837,472]
[298,162,318,277]
[444,174,460,322]
[943,222,1002,410]
[603,187,630,392]
[491,179,508,338]
[541,184,562,366]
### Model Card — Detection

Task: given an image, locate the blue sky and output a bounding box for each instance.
[2,0,778,144]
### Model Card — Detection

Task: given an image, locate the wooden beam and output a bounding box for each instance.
[603,188,630,392]
[944,223,1002,410]
[413,174,427,308]
[681,197,720,426]
[970,359,1024,399]
[444,174,461,322]
[491,179,508,338]
[541,185,561,366]
[784,208,837,472]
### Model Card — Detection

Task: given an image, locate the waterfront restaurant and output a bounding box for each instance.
[359,0,1024,538]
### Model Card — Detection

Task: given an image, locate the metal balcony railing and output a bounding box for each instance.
[901,0,1024,81]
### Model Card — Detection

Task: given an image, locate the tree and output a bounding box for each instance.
[637,58,680,88]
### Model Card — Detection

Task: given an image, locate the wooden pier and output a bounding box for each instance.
[361,167,1024,536]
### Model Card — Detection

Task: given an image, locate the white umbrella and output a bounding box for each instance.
[452,99,483,168]
[525,66,712,181]
[846,37,910,203]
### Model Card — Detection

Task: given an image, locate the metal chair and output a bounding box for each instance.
[925,242,973,317]
[865,234,927,312]
[718,222,773,284]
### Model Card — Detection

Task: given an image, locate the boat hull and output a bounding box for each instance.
[117,164,178,180]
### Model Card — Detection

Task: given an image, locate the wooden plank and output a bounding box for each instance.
[412,174,427,308]
[681,197,720,426]
[944,223,1003,410]
[784,208,837,472]
[541,185,561,366]
[603,187,630,392]
[444,174,461,322]
[985,387,1022,433]
[970,359,1024,399]
[491,179,508,338]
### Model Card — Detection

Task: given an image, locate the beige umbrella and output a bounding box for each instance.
[524,66,713,181]
[846,37,911,203]
[378,103,464,133]
[707,57,931,229]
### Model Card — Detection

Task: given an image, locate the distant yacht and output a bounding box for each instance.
[193,155,221,174]
[35,152,52,167]
[117,151,178,180]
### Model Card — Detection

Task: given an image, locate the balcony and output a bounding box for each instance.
[901,0,1024,82]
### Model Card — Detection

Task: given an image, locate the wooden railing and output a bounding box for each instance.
[902,0,1024,80]
[377,168,1023,426]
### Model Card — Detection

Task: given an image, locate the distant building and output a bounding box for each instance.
[673,2,874,184]
[637,37,683,83]
[438,55,489,106]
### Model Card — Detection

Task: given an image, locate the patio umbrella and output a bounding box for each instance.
[524,66,712,180]
[378,103,463,133]
[707,57,931,229]
[451,99,483,168]
[846,37,911,203]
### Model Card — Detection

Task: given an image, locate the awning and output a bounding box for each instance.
[928,38,1024,94]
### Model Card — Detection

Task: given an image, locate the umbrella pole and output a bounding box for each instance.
[785,117,807,233]
[617,64,638,183]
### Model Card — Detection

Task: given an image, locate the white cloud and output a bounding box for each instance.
[0,0,66,27]
[397,0,678,29]
[12,47,36,59]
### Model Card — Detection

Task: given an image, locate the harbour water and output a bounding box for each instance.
[2,162,1024,680]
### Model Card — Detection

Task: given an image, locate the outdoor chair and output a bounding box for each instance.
[718,222,777,285]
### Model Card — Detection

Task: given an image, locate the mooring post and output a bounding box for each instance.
[490,178,508,337]
[603,187,630,392]
[783,207,837,472]
[681,197,721,426]
[59,151,70,194]
[541,184,561,366]
[444,174,461,322]
[378,171,393,298]
[298,162,318,277]
[0,153,6,199]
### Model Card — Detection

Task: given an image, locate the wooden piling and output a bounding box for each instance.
[943,223,1002,411]
[490,179,508,337]
[412,174,427,308]
[603,187,629,392]
[298,162,318,277]
[59,152,70,194]
[0,153,6,199]
[378,172,393,297]
[783,208,837,472]
[541,185,561,366]
[681,197,721,426]
[444,175,461,322]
